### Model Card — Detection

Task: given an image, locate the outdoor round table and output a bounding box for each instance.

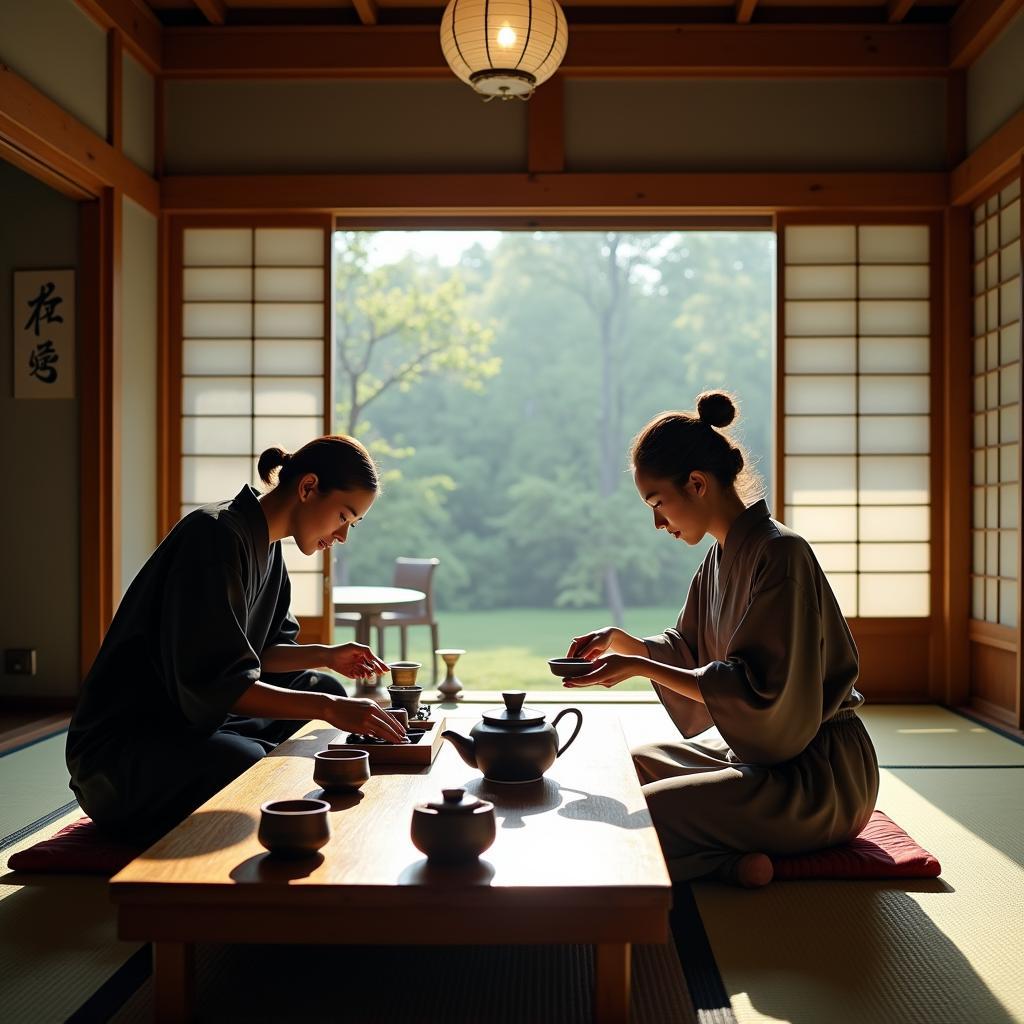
[332,585,426,703]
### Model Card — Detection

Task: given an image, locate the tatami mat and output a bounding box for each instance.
[107,939,696,1024]
[0,732,74,840]
[1,705,1022,1023]
[861,706,1024,767]
[0,808,145,1023]
[695,765,1024,1024]
[615,703,1024,768]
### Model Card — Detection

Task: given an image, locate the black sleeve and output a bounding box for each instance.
[266,558,301,648]
[159,553,261,734]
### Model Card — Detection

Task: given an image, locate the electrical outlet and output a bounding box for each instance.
[4,649,37,675]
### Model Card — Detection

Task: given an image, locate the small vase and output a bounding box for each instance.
[435,648,466,699]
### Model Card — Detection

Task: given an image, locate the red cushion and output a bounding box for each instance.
[7,816,143,875]
[771,810,941,880]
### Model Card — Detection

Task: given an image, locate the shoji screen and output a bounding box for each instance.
[173,222,332,635]
[781,222,934,621]
[968,175,1022,726]
[971,178,1021,630]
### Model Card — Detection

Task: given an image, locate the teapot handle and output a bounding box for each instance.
[552,708,583,757]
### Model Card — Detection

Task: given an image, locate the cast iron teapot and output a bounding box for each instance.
[442,691,583,783]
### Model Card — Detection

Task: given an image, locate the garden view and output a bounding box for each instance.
[332,230,774,691]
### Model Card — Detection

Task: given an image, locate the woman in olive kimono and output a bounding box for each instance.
[67,435,407,844]
[566,392,879,887]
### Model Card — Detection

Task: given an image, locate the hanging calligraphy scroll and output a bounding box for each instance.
[13,269,76,399]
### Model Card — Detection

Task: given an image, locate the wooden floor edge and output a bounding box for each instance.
[0,714,70,756]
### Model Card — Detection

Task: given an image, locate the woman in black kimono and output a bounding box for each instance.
[565,392,879,887]
[67,434,407,843]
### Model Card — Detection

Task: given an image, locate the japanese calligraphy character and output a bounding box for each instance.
[28,340,59,384]
[24,282,64,336]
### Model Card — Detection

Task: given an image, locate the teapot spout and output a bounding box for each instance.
[441,729,478,769]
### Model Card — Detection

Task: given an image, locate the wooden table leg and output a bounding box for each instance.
[594,942,631,1024]
[153,941,194,1023]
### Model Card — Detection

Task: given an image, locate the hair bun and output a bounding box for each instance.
[696,391,737,429]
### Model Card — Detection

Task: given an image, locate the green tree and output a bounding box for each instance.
[334,233,500,436]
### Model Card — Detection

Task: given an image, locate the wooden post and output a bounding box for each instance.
[527,74,564,175]
[939,205,972,706]
[78,188,122,676]
[107,28,123,151]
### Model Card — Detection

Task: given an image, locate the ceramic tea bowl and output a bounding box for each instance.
[410,788,496,865]
[258,798,331,857]
[313,749,370,792]
[547,658,594,679]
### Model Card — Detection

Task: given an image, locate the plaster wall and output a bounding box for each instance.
[0,0,107,138]
[120,198,158,596]
[967,9,1024,154]
[123,53,156,174]
[0,161,80,698]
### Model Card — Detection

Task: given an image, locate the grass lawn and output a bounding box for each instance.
[335,605,680,692]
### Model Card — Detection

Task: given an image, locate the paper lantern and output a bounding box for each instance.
[440,0,568,101]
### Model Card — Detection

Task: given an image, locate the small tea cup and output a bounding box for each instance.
[388,685,423,716]
[313,749,371,792]
[385,707,410,731]
[258,798,331,858]
[389,661,421,687]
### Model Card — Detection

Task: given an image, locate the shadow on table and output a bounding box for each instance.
[461,778,653,831]
[302,788,365,811]
[138,810,255,859]
[397,857,496,886]
[230,851,324,883]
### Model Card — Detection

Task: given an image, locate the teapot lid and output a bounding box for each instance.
[481,691,546,727]
[426,788,488,814]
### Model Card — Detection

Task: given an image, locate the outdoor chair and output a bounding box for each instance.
[372,557,441,684]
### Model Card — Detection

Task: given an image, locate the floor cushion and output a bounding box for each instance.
[7,816,143,875]
[771,810,941,880]
[8,809,941,881]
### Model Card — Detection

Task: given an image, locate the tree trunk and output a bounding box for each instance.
[599,235,625,627]
[346,372,360,437]
[604,564,625,629]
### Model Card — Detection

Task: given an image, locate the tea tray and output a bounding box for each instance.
[329,716,446,765]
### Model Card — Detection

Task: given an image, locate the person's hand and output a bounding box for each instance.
[567,627,646,661]
[325,643,389,680]
[562,654,642,689]
[322,695,407,743]
[567,627,620,661]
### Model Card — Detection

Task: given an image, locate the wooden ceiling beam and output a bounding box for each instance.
[161,171,949,214]
[72,0,162,75]
[0,64,160,213]
[162,24,949,77]
[736,0,758,24]
[193,0,228,25]
[886,0,916,23]
[950,0,1024,67]
[352,0,380,25]
[951,106,1024,205]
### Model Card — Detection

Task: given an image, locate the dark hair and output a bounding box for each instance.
[257,434,379,494]
[630,391,762,502]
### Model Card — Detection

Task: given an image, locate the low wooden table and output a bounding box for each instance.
[111,710,672,1023]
